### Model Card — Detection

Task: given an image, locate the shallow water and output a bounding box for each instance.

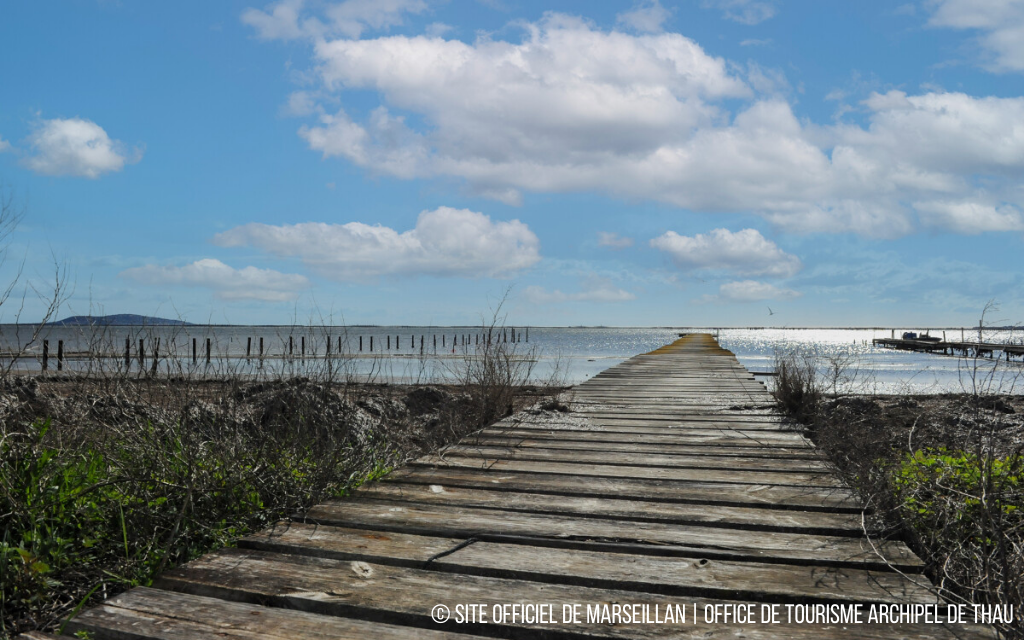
[3,324,1022,394]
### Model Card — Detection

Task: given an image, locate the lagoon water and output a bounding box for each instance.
[4,325,1023,394]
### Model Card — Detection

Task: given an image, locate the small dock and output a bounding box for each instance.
[873,337,1024,360]
[51,334,994,639]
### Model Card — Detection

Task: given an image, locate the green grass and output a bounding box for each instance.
[0,414,395,636]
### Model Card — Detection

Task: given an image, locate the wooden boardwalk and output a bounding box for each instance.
[55,334,995,639]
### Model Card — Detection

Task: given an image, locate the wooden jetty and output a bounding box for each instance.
[41,334,994,639]
[873,336,1024,361]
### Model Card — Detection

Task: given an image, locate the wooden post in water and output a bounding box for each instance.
[289,336,293,357]
[442,335,445,347]
[370,336,374,352]
[526,327,529,342]
[139,339,145,371]
[125,338,131,369]
[301,336,306,357]
[434,335,437,350]
[359,336,363,352]
[246,337,252,360]
[205,338,211,365]
[420,335,424,355]
[259,337,264,360]
[42,340,49,371]
[57,340,64,371]
[151,338,160,375]
[326,336,331,356]
[192,338,197,365]
[387,335,390,350]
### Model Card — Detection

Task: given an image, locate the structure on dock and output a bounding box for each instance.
[44,334,994,639]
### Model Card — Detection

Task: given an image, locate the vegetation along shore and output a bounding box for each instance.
[773,349,1022,639]
[0,329,565,637]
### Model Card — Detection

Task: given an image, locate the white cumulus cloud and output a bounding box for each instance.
[913,200,1024,233]
[213,207,540,281]
[120,259,310,302]
[298,14,750,203]
[650,228,801,278]
[928,0,1024,72]
[24,117,140,178]
[250,10,1024,238]
[0,137,11,153]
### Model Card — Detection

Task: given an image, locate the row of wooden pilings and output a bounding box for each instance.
[39,327,529,372]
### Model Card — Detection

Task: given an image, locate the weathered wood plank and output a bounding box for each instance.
[385,465,861,511]
[461,435,823,460]
[240,522,931,603]
[426,447,837,477]
[356,482,865,535]
[484,424,810,443]
[303,499,922,570]
[66,586,476,640]
[475,427,817,449]
[156,548,991,640]
[414,455,843,488]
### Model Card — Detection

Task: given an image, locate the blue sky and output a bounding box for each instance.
[1,0,1023,327]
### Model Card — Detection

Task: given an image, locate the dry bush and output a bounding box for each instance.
[771,348,823,423]
[772,337,1023,638]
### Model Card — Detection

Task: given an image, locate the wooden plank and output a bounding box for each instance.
[303,499,923,570]
[67,586,475,640]
[414,455,843,488]
[461,435,823,460]
[385,465,862,511]
[485,424,810,443]
[475,427,817,449]
[576,420,797,432]
[355,482,865,535]
[156,548,991,640]
[429,446,836,475]
[240,522,931,603]
[578,415,790,426]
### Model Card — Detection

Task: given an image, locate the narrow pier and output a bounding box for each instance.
[52,334,994,639]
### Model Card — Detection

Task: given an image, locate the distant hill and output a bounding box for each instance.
[51,314,192,326]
